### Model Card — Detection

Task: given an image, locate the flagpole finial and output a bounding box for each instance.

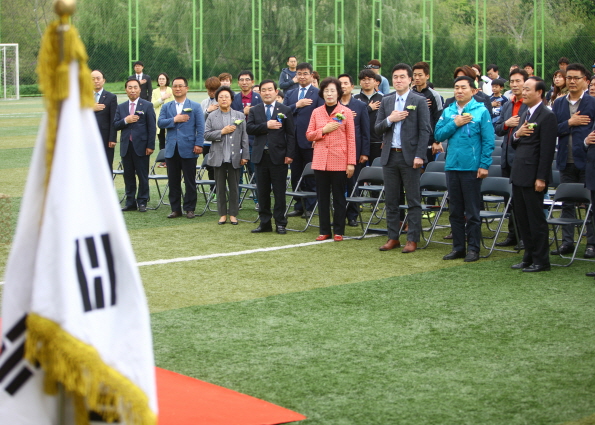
[54,0,76,16]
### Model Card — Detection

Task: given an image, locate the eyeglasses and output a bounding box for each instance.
[565,76,585,82]
[365,65,380,69]
[296,72,311,77]
[172,85,187,88]
[238,78,253,82]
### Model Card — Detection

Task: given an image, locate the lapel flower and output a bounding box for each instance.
[234,119,244,125]
[183,108,192,112]
[333,113,346,123]
[462,113,471,116]
[135,110,144,115]
[277,113,286,122]
[406,105,416,110]
[527,123,537,129]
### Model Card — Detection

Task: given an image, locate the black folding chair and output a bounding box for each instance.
[284,162,318,232]
[345,166,386,239]
[195,156,217,216]
[147,150,170,210]
[479,177,519,257]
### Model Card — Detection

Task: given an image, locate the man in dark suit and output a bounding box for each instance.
[583,126,595,278]
[158,76,204,219]
[375,63,431,253]
[510,77,557,272]
[338,74,370,227]
[494,68,529,247]
[91,69,117,169]
[113,78,156,212]
[551,63,595,258]
[128,61,152,101]
[246,79,296,234]
[283,62,324,218]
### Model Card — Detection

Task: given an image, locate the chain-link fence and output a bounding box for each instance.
[2,0,595,92]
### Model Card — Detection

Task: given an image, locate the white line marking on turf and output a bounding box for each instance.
[0,235,381,284]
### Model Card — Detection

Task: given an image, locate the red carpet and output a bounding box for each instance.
[156,367,306,425]
[0,318,306,424]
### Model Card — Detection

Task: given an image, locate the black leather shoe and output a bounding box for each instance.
[287,210,304,218]
[585,271,595,277]
[347,219,358,227]
[550,244,574,256]
[495,236,517,247]
[276,225,287,235]
[301,210,313,219]
[514,240,525,250]
[511,261,532,270]
[251,224,273,233]
[443,250,465,260]
[138,204,147,212]
[585,245,595,259]
[464,250,479,262]
[522,264,551,272]
[122,205,137,212]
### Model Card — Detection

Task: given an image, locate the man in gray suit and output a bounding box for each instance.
[375,63,431,253]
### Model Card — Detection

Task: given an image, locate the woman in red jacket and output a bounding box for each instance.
[306,77,357,241]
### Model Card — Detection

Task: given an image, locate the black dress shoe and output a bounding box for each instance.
[347,219,358,227]
[550,244,574,256]
[443,250,465,260]
[585,271,595,277]
[167,211,183,218]
[286,210,304,218]
[511,261,532,270]
[443,232,453,240]
[495,236,517,247]
[276,225,287,234]
[252,224,273,233]
[301,210,313,219]
[464,250,479,262]
[122,205,137,212]
[522,264,551,272]
[514,240,525,250]
[585,245,595,259]
[138,205,147,212]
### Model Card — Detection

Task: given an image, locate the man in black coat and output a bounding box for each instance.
[128,61,152,101]
[510,77,557,272]
[91,70,117,169]
[247,80,295,234]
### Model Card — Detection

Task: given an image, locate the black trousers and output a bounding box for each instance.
[158,128,166,151]
[501,166,518,237]
[122,146,150,207]
[315,170,347,236]
[166,145,198,212]
[513,184,550,266]
[105,144,115,171]
[255,151,288,227]
[290,147,316,212]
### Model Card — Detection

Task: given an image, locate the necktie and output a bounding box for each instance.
[95,92,100,103]
[299,87,306,100]
[137,74,141,81]
[129,102,135,141]
[397,97,403,109]
[266,104,272,121]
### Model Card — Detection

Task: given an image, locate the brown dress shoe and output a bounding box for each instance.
[379,239,401,251]
[167,211,183,218]
[401,241,417,253]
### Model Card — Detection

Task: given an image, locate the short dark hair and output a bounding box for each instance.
[276,91,284,99]
[523,62,534,69]
[373,74,382,83]
[133,61,144,68]
[412,62,430,75]
[358,69,376,81]
[558,57,570,65]
[529,76,547,98]
[312,71,320,83]
[296,62,313,73]
[509,68,529,81]
[172,76,188,87]
[237,70,254,81]
[487,64,498,72]
[318,77,343,100]
[391,63,413,78]
[338,73,354,85]
[93,69,106,79]
[215,86,234,101]
[259,79,277,90]
[124,78,140,89]
[453,76,476,88]
[453,65,476,79]
[287,56,297,61]
[157,72,170,86]
[491,78,506,88]
[565,63,589,78]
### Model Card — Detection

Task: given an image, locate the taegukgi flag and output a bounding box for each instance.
[0,18,157,425]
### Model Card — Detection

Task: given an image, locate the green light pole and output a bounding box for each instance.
[192,0,203,86]
[371,0,382,63]
[533,0,545,77]
[474,0,486,72]
[128,0,139,75]
[422,0,434,79]
[251,0,262,82]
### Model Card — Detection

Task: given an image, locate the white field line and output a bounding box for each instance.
[0,234,381,285]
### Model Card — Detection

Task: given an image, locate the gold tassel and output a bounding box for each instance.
[25,314,156,425]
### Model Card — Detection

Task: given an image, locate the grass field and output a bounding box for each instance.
[1,96,595,424]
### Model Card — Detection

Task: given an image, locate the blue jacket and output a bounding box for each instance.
[283,85,325,150]
[435,97,494,171]
[158,99,205,159]
[279,68,299,92]
[341,97,370,159]
[552,93,595,171]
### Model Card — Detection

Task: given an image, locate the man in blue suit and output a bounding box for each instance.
[338,73,370,227]
[552,63,595,257]
[283,62,324,217]
[113,78,156,212]
[158,76,205,219]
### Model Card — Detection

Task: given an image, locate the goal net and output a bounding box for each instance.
[0,44,19,100]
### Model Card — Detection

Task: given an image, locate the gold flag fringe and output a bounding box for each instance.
[36,16,95,188]
[25,313,156,425]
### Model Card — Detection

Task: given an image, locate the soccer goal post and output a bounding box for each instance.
[0,44,19,100]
